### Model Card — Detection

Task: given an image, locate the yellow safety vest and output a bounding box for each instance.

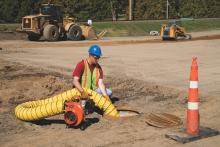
[81,60,100,90]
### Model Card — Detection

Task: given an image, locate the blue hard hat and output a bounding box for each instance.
[88,45,102,57]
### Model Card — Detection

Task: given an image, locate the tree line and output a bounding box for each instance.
[0,0,219,23]
[133,0,220,20]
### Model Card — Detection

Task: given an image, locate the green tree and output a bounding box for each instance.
[0,0,19,23]
[133,0,166,20]
[16,0,37,22]
[205,0,220,18]
[0,0,219,23]
[179,0,220,18]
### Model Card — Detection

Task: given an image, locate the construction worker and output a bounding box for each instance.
[72,44,112,102]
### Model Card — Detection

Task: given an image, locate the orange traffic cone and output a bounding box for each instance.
[165,57,219,143]
[186,57,199,135]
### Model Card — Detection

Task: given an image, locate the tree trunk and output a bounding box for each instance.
[110,0,117,21]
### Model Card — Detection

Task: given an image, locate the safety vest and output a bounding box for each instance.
[81,60,100,90]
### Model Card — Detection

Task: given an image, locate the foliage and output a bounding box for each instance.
[0,0,219,23]
[133,0,220,20]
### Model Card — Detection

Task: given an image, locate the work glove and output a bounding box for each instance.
[103,95,111,102]
[81,90,91,100]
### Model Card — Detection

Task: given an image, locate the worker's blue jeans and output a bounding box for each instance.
[95,88,112,97]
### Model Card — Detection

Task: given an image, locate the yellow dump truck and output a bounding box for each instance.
[17,3,106,41]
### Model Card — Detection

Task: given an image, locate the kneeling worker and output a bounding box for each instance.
[72,44,112,102]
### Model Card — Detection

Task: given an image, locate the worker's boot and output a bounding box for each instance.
[85,100,95,115]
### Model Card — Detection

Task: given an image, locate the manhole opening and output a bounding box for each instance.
[118,109,140,117]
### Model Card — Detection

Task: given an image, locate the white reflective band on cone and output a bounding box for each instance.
[190,81,198,88]
[188,102,199,110]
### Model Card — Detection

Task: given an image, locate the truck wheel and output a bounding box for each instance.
[43,24,59,41]
[28,33,40,41]
[67,25,82,41]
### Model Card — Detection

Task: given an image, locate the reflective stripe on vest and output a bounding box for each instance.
[81,60,100,90]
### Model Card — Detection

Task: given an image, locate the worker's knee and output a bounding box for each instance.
[106,88,112,97]
[95,88,112,97]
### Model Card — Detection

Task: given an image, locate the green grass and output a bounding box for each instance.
[0,23,20,31]
[1,18,220,37]
[181,18,220,32]
[93,20,163,37]
[93,18,220,37]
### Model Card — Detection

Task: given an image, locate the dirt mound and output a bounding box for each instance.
[0,59,72,136]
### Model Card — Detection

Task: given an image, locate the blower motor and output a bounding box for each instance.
[64,100,85,129]
[64,99,96,130]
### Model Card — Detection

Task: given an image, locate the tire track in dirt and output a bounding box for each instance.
[0,33,219,49]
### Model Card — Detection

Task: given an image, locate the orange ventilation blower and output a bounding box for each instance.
[64,100,85,130]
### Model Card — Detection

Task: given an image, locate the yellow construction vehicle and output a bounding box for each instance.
[161,20,191,40]
[17,2,106,41]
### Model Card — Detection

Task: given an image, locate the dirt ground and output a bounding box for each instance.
[0,30,220,147]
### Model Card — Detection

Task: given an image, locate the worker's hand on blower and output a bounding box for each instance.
[81,90,91,99]
[104,95,111,102]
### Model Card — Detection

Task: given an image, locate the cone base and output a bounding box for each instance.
[165,126,219,144]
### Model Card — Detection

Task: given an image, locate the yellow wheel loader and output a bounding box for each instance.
[17,3,106,41]
[161,20,191,40]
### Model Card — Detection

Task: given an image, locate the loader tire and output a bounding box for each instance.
[185,34,192,40]
[162,37,167,41]
[43,24,59,41]
[67,25,82,41]
[174,33,178,40]
[27,33,40,41]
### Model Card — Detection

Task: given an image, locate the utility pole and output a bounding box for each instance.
[129,0,133,20]
[166,0,169,19]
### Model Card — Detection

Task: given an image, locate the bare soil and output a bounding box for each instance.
[0,58,186,147]
[0,31,27,40]
[0,30,220,147]
[0,30,220,49]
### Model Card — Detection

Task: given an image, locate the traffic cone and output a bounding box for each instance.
[186,57,199,135]
[165,57,219,143]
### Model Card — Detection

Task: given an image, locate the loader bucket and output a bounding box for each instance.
[80,25,107,40]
